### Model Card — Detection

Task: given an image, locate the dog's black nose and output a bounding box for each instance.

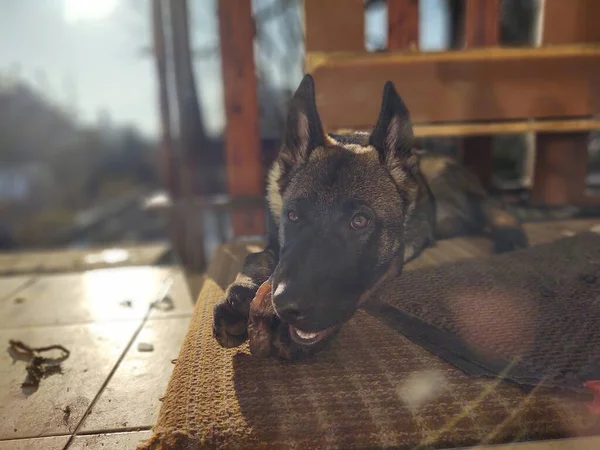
[272,281,309,323]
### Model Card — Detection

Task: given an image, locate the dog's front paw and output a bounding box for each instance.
[212,285,256,348]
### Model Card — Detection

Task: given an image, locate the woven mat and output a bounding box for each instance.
[138,239,600,450]
[366,232,600,392]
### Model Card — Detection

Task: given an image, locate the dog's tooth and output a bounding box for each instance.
[297,330,318,339]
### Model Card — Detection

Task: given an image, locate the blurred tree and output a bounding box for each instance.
[85,126,158,200]
[0,75,160,244]
[0,75,77,163]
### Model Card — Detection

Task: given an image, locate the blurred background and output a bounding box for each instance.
[0,0,598,268]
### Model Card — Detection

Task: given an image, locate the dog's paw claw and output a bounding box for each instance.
[213,301,248,348]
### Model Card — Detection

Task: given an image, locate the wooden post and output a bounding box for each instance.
[218,0,265,237]
[166,0,208,271]
[538,0,600,44]
[304,0,365,53]
[460,0,500,190]
[463,0,500,47]
[387,0,419,144]
[152,0,177,197]
[531,0,599,205]
[387,0,419,50]
[521,0,546,190]
[169,0,207,197]
[531,133,588,205]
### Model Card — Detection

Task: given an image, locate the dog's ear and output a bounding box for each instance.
[279,74,325,171]
[369,81,414,167]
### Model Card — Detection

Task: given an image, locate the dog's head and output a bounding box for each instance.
[267,75,421,346]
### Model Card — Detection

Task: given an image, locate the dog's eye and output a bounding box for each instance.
[350,213,370,230]
[287,210,299,222]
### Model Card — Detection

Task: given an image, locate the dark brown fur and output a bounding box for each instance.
[213,75,528,357]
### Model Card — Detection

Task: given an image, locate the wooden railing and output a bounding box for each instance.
[155,0,600,272]
[304,0,600,206]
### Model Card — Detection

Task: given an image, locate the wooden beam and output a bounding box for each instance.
[531,0,599,206]
[531,133,588,206]
[541,0,600,45]
[218,0,265,236]
[170,0,207,197]
[168,0,207,271]
[304,0,364,53]
[333,118,600,139]
[151,0,176,197]
[387,0,419,51]
[307,45,600,130]
[462,0,500,48]
[461,135,494,188]
[461,0,501,189]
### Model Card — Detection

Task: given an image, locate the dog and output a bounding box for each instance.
[212,74,528,356]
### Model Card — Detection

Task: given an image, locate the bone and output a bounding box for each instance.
[248,278,335,360]
[248,278,275,358]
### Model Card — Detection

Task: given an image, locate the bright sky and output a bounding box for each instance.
[0,0,449,139]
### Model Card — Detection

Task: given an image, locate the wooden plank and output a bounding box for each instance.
[307,45,600,130]
[461,0,501,189]
[307,44,600,66]
[333,118,600,139]
[461,135,494,188]
[333,119,600,138]
[531,133,589,206]
[218,0,265,237]
[169,0,206,197]
[387,0,419,50]
[161,0,207,271]
[152,0,177,197]
[531,0,599,206]
[580,192,600,206]
[462,0,500,48]
[542,0,600,45]
[0,244,170,276]
[166,203,207,271]
[304,0,364,53]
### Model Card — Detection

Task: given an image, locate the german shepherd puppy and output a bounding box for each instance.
[213,74,528,355]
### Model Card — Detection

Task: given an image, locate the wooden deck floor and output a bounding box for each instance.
[404,218,600,272]
[0,245,194,450]
[0,243,171,277]
[0,220,599,449]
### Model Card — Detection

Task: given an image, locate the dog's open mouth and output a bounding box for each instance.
[289,324,338,346]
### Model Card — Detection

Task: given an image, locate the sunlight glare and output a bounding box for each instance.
[63,0,119,24]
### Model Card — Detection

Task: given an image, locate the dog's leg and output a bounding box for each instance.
[481,199,529,253]
[213,241,279,348]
